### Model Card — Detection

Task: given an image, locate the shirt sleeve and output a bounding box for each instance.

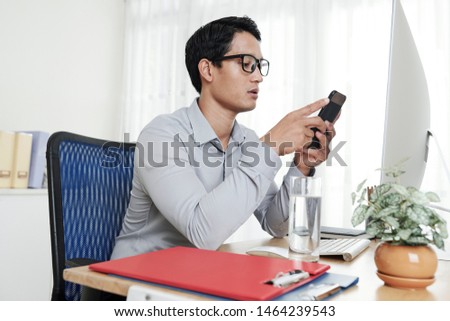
[253,162,306,238]
[135,120,283,250]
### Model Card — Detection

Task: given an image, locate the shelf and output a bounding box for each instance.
[0,186,52,300]
[0,188,48,196]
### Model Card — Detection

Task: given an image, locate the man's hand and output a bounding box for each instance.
[294,120,337,176]
[260,98,329,156]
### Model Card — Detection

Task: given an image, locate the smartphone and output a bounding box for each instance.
[309,90,346,149]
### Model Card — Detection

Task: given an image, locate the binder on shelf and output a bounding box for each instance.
[11,132,33,188]
[0,130,16,188]
[89,246,330,301]
[24,131,50,188]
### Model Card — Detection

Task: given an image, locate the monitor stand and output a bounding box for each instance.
[426,131,450,213]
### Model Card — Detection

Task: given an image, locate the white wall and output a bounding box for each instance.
[0,0,125,141]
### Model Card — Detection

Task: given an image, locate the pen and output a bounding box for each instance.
[271,270,310,287]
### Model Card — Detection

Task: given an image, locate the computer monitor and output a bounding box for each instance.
[381,0,430,188]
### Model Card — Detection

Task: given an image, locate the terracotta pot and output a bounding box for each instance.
[374,242,438,289]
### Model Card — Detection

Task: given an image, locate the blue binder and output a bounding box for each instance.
[25,131,50,188]
[274,272,359,301]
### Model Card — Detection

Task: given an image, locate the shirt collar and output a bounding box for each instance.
[187,99,246,146]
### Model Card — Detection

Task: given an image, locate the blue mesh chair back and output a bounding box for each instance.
[46,132,135,301]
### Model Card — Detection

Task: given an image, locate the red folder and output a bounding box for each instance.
[89,246,330,301]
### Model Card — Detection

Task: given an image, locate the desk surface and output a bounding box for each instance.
[64,238,450,301]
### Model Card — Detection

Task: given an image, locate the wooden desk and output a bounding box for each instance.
[63,238,450,300]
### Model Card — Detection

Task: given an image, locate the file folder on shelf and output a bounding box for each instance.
[24,131,49,188]
[0,131,15,188]
[89,246,330,301]
[11,132,33,188]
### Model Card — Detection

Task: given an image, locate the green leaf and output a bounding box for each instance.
[380,235,395,242]
[376,184,391,196]
[425,191,440,202]
[366,221,384,238]
[433,233,445,250]
[397,228,412,240]
[365,206,379,219]
[378,206,398,218]
[405,236,431,246]
[409,190,429,205]
[407,206,430,225]
[437,222,448,238]
[381,192,403,207]
[383,158,409,178]
[358,188,367,203]
[390,184,409,197]
[351,192,357,205]
[384,216,400,229]
[351,205,368,227]
[356,179,367,193]
[432,210,447,224]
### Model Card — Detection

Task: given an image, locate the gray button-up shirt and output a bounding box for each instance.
[111,99,304,259]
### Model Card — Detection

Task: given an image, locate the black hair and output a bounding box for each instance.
[185,16,261,94]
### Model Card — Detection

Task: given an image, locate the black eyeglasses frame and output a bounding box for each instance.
[213,54,270,76]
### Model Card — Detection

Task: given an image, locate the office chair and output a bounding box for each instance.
[46,131,135,301]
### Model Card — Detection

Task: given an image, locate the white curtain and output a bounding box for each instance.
[120,0,450,243]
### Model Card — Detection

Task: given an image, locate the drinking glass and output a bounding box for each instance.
[288,176,322,262]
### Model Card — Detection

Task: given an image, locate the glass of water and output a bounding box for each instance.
[288,176,322,262]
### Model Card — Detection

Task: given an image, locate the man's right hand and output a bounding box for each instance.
[260,98,329,156]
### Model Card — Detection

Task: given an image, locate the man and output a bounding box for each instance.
[111,16,336,259]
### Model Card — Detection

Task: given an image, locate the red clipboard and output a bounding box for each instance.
[89,246,330,301]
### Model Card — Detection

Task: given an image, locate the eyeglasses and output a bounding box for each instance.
[214,54,270,76]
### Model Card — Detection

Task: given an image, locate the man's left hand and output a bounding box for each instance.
[294,120,337,175]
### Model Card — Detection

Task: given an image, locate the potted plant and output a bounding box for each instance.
[351,163,448,289]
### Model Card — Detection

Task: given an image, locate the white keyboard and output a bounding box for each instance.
[319,238,371,261]
[320,226,366,237]
[246,238,371,262]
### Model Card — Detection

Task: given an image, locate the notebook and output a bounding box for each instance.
[89,246,330,301]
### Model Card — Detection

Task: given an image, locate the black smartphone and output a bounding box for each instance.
[309,90,346,149]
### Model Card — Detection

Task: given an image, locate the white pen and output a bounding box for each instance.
[272,270,310,287]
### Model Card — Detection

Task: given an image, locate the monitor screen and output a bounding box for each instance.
[381,0,430,188]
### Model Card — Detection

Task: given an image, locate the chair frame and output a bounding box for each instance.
[46,131,135,300]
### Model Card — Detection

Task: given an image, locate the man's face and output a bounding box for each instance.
[210,31,264,114]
